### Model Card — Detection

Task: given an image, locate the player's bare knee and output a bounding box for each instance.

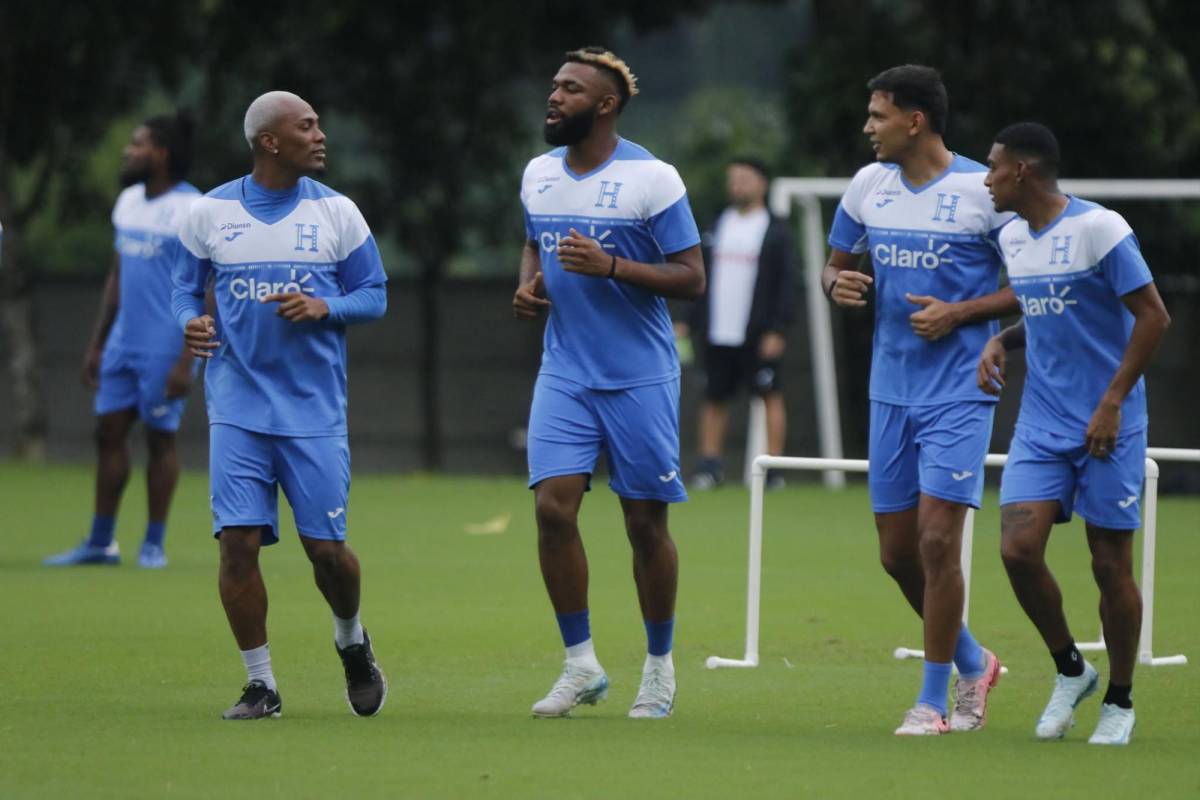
[1000,535,1042,575]
[917,527,958,572]
[1090,553,1133,594]
[301,538,345,571]
[534,494,578,536]
[879,550,919,581]
[145,429,177,460]
[625,517,669,556]
[94,421,126,450]
[218,529,261,578]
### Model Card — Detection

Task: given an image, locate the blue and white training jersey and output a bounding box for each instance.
[999,197,1153,441]
[109,182,201,356]
[829,156,1014,405]
[521,138,701,389]
[173,175,387,437]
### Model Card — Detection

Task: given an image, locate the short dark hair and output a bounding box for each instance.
[564,46,638,113]
[994,122,1061,177]
[728,156,770,183]
[867,65,948,135]
[143,109,195,182]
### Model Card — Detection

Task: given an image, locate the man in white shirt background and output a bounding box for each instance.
[680,158,797,490]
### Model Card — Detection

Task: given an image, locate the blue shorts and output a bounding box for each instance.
[868,400,994,513]
[95,347,194,432]
[209,423,351,545]
[1000,424,1146,530]
[527,374,687,503]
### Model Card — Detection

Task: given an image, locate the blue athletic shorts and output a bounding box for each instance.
[527,374,687,503]
[868,400,994,513]
[1000,424,1146,530]
[95,347,195,432]
[209,423,351,545]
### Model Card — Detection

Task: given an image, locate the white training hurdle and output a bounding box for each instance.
[706,448,1198,670]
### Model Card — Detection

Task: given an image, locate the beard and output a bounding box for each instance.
[118,163,150,188]
[544,106,598,146]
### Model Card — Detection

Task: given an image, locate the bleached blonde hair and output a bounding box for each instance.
[243,91,307,150]
[565,47,639,111]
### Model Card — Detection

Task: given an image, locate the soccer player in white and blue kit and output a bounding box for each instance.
[823,66,1018,735]
[514,48,704,719]
[978,123,1170,745]
[46,112,199,569]
[173,92,388,720]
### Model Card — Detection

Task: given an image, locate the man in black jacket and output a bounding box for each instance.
[680,157,797,489]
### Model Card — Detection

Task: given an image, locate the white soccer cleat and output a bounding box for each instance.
[894,703,949,736]
[530,661,609,718]
[628,662,676,718]
[1036,660,1099,740]
[950,648,1002,732]
[1088,703,1135,745]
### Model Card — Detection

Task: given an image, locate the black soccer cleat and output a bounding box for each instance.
[337,629,388,717]
[222,680,282,720]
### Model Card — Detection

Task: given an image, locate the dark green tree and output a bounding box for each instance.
[0,1,197,458]
[191,1,715,468]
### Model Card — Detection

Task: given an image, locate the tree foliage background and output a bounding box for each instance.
[2,0,1198,462]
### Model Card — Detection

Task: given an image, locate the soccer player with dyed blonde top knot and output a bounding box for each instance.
[514,47,705,719]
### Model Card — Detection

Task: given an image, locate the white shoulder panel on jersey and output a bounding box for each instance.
[1086,207,1134,264]
[840,163,890,223]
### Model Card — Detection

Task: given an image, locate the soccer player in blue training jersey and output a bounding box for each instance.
[978,123,1170,746]
[513,47,705,719]
[172,91,388,721]
[822,65,1018,735]
[45,112,200,569]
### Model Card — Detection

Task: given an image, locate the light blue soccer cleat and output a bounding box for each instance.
[628,662,676,719]
[531,661,609,717]
[137,541,168,569]
[44,540,120,567]
[1036,660,1099,739]
[1088,703,1135,745]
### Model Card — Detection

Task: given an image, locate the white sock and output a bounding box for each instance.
[241,643,277,691]
[566,638,601,669]
[334,613,364,649]
[644,652,674,674]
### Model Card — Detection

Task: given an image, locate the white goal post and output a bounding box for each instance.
[706,448,1198,672]
[766,178,1200,489]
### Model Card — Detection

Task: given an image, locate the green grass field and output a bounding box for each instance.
[2,462,1197,799]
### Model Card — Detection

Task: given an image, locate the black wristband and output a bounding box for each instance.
[608,254,617,279]
[824,276,836,300]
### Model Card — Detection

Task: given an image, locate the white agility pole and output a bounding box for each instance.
[743,396,768,488]
[766,179,1200,495]
[707,450,1195,670]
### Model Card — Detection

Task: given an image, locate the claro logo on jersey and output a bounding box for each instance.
[1018,283,1078,316]
[540,224,617,254]
[229,268,316,300]
[873,237,955,270]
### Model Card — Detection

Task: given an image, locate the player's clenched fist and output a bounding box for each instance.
[184,315,220,358]
[976,335,1006,395]
[513,271,551,320]
[829,270,873,308]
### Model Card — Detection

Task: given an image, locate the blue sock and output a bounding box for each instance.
[555,609,590,648]
[917,660,953,717]
[644,618,674,656]
[953,624,986,678]
[144,521,166,548]
[86,516,116,548]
